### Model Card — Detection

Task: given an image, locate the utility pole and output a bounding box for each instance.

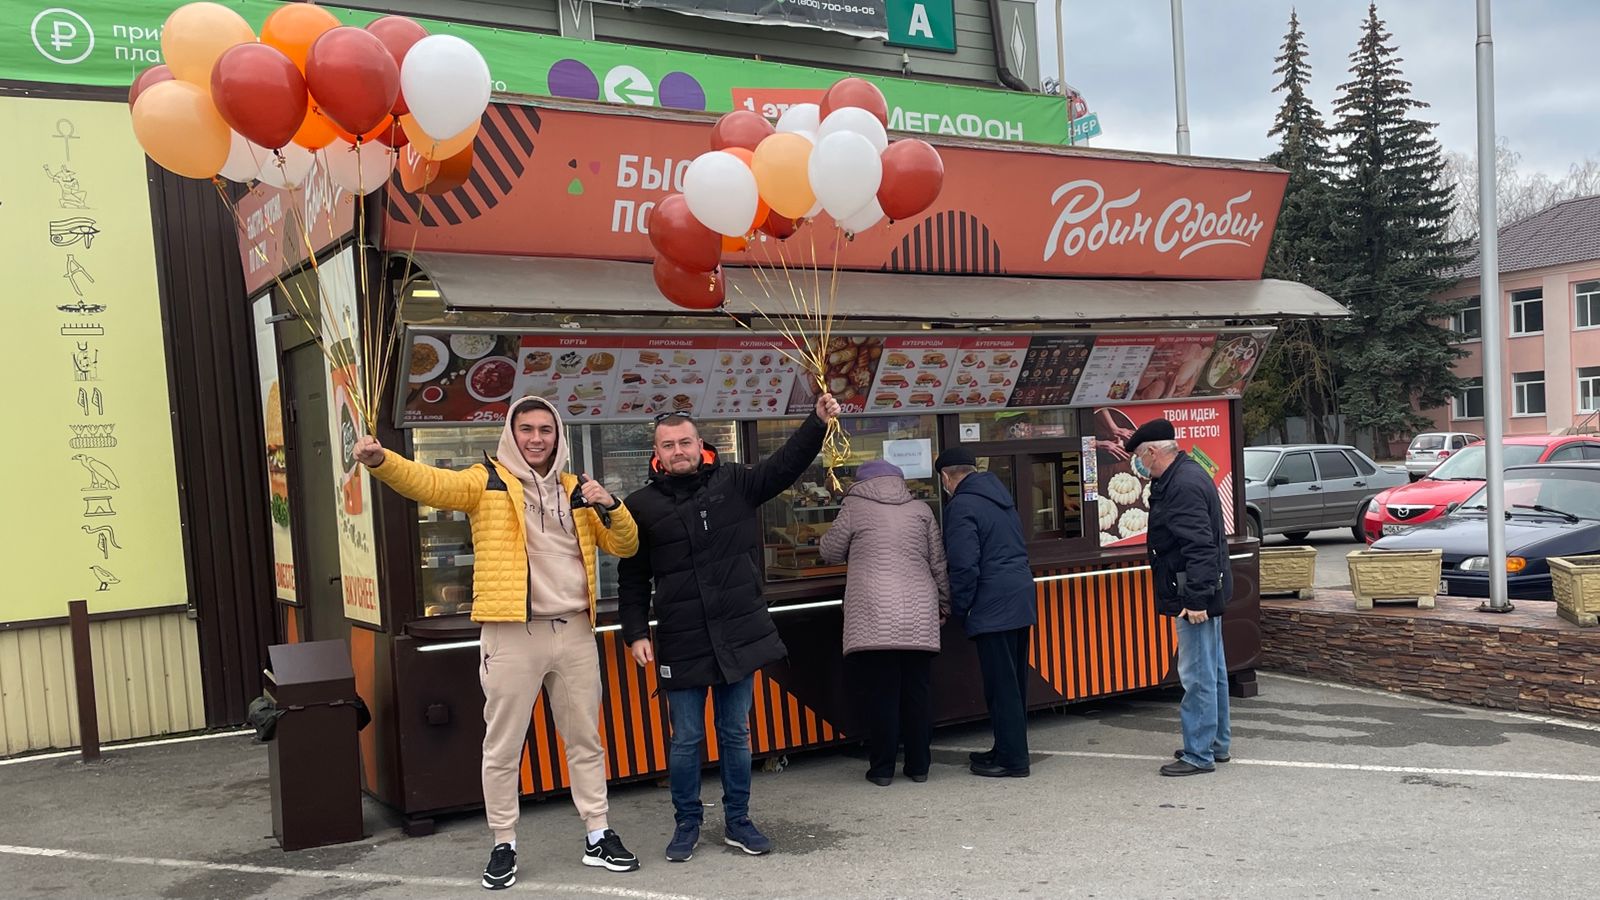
[1475,0,1512,612]
[1170,0,1191,154]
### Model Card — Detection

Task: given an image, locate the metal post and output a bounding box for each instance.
[1170,0,1191,155]
[1475,0,1512,612]
[68,599,101,762]
[1056,0,1072,145]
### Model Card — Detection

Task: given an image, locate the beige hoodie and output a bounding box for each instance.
[496,396,589,619]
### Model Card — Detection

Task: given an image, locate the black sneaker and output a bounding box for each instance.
[665,820,700,862]
[723,817,772,855]
[583,829,640,872]
[482,843,516,890]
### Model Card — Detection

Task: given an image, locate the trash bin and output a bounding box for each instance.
[263,640,365,851]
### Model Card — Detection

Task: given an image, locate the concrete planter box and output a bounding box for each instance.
[1549,556,1600,627]
[1259,546,1318,599]
[1346,548,1442,610]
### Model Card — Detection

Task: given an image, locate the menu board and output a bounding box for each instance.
[708,336,804,418]
[1071,335,1159,405]
[395,328,1273,427]
[403,331,523,424]
[614,336,717,418]
[1009,336,1095,408]
[939,336,1030,409]
[866,336,964,411]
[511,334,626,421]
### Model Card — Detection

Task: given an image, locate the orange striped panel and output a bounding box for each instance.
[601,637,629,778]
[704,695,721,763]
[283,606,300,644]
[519,742,534,794]
[347,627,378,794]
[750,672,770,753]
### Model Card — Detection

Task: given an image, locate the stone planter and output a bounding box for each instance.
[1549,556,1600,627]
[1346,548,1442,610]
[1259,546,1318,599]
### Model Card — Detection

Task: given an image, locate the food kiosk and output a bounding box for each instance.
[269,96,1345,833]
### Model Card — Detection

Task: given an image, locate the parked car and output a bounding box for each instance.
[1404,431,1479,479]
[1370,463,1600,600]
[1243,444,1408,542]
[1361,435,1600,542]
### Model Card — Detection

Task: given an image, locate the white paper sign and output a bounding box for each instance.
[883,438,934,479]
[959,423,981,442]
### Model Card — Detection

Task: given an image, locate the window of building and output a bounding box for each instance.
[1579,367,1600,413]
[1577,281,1600,329]
[1511,289,1544,335]
[1450,296,1481,339]
[1513,371,1546,416]
[1453,377,1484,420]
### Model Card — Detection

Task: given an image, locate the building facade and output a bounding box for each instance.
[1428,196,1600,436]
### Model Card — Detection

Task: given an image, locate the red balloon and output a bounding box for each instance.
[760,212,797,240]
[363,15,428,115]
[305,26,400,136]
[128,64,174,109]
[373,118,410,148]
[653,257,725,310]
[710,110,775,152]
[819,77,888,127]
[877,139,945,221]
[210,44,308,150]
[648,194,722,273]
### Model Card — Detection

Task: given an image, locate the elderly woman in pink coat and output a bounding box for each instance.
[819,458,951,786]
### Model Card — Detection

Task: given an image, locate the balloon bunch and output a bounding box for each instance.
[647,77,946,487]
[129,1,490,197]
[127,2,492,433]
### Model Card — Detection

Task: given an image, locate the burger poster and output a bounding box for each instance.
[253,296,296,602]
[321,251,382,627]
[1092,400,1235,548]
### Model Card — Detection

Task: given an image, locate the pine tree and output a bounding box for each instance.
[1326,2,1466,450]
[1247,9,1340,443]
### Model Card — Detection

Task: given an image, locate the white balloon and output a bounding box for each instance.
[818,107,888,154]
[805,198,824,219]
[683,151,759,238]
[401,35,492,140]
[776,103,820,137]
[220,131,268,184]
[256,143,315,189]
[324,140,397,197]
[807,131,882,220]
[837,198,884,235]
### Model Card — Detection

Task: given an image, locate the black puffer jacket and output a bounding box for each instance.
[1147,452,1233,618]
[618,414,827,688]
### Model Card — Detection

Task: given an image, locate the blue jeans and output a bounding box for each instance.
[1175,615,1231,768]
[665,674,754,826]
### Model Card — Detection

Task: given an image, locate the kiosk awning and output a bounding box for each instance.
[410,253,1348,324]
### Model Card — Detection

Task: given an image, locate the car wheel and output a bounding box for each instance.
[1246,513,1262,541]
[1352,500,1371,543]
[1284,531,1311,543]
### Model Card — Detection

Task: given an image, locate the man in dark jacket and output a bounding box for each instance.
[619,392,841,862]
[1129,418,1233,777]
[935,447,1037,778]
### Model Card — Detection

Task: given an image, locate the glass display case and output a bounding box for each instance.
[407,419,741,617]
[756,415,940,581]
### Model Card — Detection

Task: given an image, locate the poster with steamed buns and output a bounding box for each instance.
[510,335,626,421]
[1092,400,1234,548]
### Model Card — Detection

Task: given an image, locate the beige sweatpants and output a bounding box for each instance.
[480,618,609,843]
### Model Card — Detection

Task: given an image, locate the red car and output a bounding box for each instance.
[1362,435,1600,542]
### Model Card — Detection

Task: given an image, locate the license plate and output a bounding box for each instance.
[1382,523,1409,535]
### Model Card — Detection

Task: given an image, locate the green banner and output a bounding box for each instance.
[3,0,1068,144]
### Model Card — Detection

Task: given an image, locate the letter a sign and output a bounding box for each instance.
[887,0,957,52]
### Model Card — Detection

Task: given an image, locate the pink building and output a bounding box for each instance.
[1429,195,1600,436]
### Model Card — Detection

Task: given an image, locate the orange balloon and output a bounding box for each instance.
[751,133,816,219]
[292,99,339,150]
[750,198,770,233]
[261,2,341,72]
[160,2,256,95]
[725,147,754,167]
[400,113,479,161]
[132,80,231,179]
[722,234,748,253]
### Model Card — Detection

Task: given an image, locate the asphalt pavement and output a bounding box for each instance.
[3,674,1599,899]
[1259,528,1361,590]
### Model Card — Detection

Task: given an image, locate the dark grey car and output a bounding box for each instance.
[1243,444,1409,542]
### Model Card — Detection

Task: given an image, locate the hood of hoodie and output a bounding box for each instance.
[953,470,1017,510]
[847,473,914,505]
[497,396,588,618]
[498,395,569,486]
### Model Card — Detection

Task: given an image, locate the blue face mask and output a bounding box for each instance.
[1131,454,1152,480]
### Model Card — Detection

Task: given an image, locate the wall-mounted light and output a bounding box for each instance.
[411,288,440,298]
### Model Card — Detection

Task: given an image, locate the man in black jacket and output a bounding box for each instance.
[1129,419,1234,777]
[619,392,841,863]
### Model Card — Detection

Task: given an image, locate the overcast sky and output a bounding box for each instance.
[1035,0,1599,178]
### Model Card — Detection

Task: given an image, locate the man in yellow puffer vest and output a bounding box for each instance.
[354,396,640,889]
